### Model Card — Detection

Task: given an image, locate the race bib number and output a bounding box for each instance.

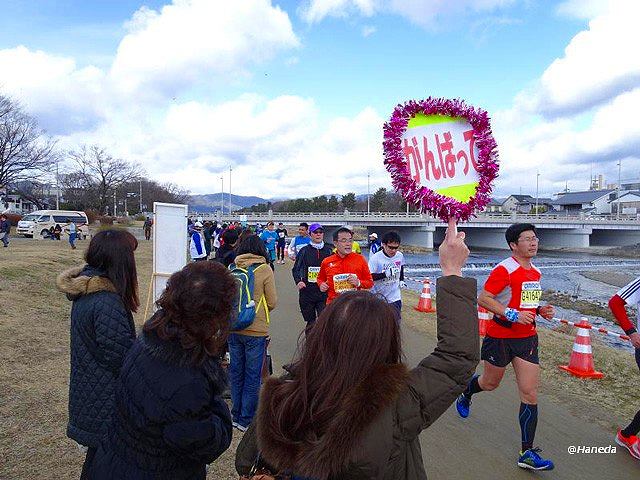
[307,266,320,283]
[333,273,356,294]
[385,266,400,282]
[279,232,285,238]
[520,281,542,309]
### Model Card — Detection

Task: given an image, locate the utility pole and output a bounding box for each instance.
[113,191,117,217]
[229,166,232,215]
[536,170,540,218]
[367,172,370,214]
[55,158,60,210]
[139,179,143,213]
[617,159,622,220]
[220,176,224,215]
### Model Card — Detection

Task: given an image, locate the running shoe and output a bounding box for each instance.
[615,429,640,460]
[455,393,471,418]
[517,448,554,471]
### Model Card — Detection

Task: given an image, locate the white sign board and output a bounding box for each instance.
[152,202,188,307]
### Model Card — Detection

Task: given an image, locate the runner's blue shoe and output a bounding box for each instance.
[455,393,471,418]
[518,448,554,471]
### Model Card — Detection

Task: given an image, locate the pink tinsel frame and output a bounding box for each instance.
[383,97,499,222]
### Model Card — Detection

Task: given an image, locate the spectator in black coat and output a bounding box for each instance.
[56,229,139,478]
[87,260,236,479]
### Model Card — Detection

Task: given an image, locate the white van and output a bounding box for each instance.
[17,210,90,239]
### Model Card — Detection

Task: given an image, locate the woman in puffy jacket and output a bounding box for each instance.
[87,261,235,479]
[56,229,139,478]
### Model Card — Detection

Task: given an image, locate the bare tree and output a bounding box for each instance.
[0,94,56,190]
[67,145,143,213]
[116,179,190,214]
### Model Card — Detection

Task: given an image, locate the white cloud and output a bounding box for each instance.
[0,0,300,136]
[111,0,299,100]
[485,0,640,197]
[301,0,515,29]
[555,0,611,20]
[301,0,379,24]
[518,0,640,118]
[136,98,387,198]
[0,46,107,133]
[492,87,640,197]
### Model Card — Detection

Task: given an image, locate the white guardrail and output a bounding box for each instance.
[192,211,640,224]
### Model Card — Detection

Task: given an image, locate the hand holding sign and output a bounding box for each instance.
[383,98,499,221]
[438,218,469,277]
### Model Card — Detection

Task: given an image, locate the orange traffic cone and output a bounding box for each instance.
[414,278,436,313]
[478,306,491,336]
[558,318,603,379]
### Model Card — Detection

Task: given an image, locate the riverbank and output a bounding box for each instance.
[542,243,640,258]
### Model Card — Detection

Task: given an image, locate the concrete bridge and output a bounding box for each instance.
[196,211,640,250]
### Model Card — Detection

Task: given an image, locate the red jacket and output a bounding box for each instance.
[317,252,374,304]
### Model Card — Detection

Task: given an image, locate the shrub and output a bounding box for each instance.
[116,216,132,226]
[84,209,100,225]
[97,216,115,225]
[134,214,146,221]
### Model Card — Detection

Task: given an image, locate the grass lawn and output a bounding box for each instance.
[0,238,243,479]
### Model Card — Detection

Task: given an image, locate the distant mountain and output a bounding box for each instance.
[190,193,269,212]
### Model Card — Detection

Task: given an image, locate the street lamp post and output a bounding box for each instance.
[367,172,370,215]
[220,176,224,215]
[229,166,232,216]
[125,192,136,216]
[55,158,60,210]
[139,179,143,213]
[536,171,540,218]
[617,160,622,220]
[113,191,117,217]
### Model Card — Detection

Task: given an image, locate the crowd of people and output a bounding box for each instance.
[0,213,83,249]
[53,218,640,478]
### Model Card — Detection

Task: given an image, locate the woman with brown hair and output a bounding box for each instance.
[236,220,479,479]
[229,234,277,432]
[86,261,236,479]
[56,229,139,477]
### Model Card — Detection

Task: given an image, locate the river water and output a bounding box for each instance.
[395,249,640,352]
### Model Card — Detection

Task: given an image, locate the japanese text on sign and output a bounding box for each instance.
[401,114,480,201]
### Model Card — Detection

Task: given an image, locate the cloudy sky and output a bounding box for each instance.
[1,0,638,199]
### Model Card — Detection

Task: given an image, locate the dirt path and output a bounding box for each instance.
[214,262,640,479]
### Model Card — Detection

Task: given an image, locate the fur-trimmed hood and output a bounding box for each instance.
[257,363,411,479]
[56,265,116,300]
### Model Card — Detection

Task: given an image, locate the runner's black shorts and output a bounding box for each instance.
[481,335,539,367]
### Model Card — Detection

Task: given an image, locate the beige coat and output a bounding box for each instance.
[232,253,277,337]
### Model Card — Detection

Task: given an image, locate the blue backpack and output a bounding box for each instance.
[229,263,267,331]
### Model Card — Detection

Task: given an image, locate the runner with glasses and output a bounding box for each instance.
[317,227,373,304]
[368,231,406,322]
[292,223,334,331]
[455,223,556,471]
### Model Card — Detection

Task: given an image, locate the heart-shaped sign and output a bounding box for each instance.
[383,98,499,221]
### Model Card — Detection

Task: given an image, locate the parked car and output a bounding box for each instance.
[16,210,89,239]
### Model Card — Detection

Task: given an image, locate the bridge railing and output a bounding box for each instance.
[193,211,640,224]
